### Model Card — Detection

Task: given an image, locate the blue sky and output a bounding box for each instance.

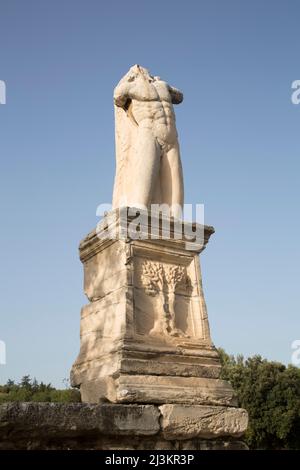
[0,0,299,387]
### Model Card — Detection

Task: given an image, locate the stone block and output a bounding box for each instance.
[159,404,248,440]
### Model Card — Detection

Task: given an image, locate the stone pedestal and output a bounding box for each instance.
[70,208,248,446]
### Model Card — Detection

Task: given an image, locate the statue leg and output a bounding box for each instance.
[128,129,161,208]
[160,143,184,218]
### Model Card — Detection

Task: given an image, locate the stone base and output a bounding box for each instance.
[68,210,248,446]
[0,403,248,450]
[80,375,238,406]
[71,210,229,406]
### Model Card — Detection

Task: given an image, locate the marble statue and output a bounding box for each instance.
[112,65,184,219]
[70,67,248,449]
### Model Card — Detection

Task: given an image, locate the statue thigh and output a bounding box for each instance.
[128,128,161,208]
[160,143,184,213]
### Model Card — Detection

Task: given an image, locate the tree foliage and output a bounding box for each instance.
[218,349,300,449]
[0,376,81,404]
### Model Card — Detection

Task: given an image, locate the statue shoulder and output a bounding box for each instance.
[153,80,173,102]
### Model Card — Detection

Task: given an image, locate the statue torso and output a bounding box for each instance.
[129,79,178,146]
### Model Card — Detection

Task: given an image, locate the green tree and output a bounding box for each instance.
[219,348,300,449]
[0,377,80,404]
[20,375,32,389]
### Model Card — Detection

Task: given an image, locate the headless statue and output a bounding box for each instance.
[112,65,184,219]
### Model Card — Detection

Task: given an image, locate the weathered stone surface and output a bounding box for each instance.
[119,351,221,379]
[74,375,237,406]
[0,402,160,438]
[82,241,128,301]
[80,377,117,404]
[159,404,248,440]
[0,402,248,450]
[115,375,238,406]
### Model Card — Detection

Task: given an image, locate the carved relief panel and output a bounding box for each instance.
[133,245,206,340]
